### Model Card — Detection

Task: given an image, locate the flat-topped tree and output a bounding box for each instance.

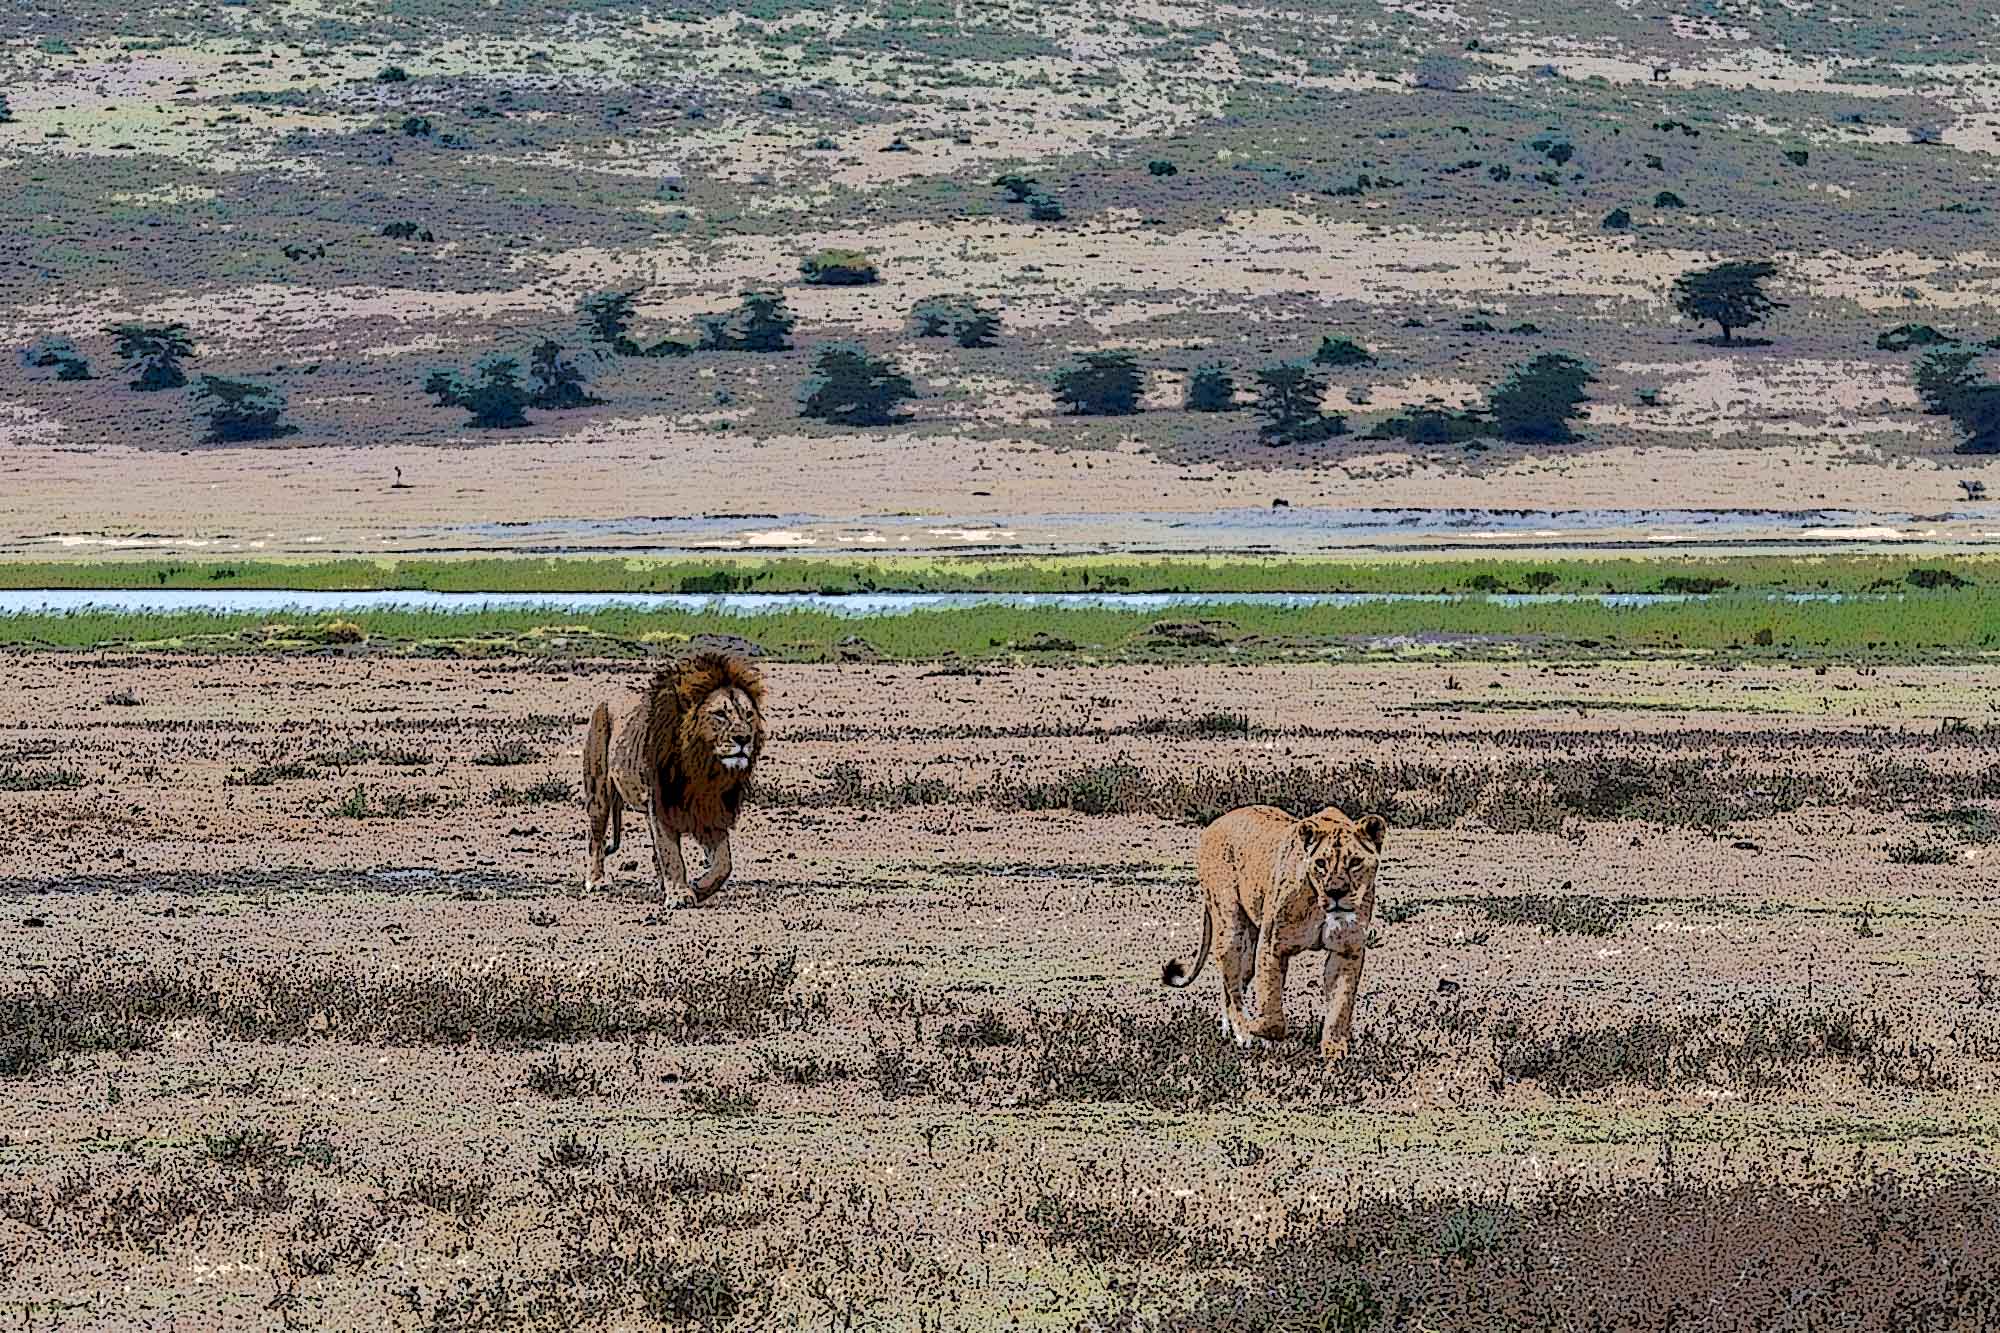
[106,322,194,390]
[1185,364,1236,412]
[1053,351,1141,416]
[195,376,295,443]
[579,290,643,356]
[528,339,596,409]
[20,337,90,380]
[1672,261,1786,344]
[1252,362,1344,444]
[799,343,916,426]
[1488,353,1595,443]
[698,290,794,352]
[1914,348,2000,454]
[425,355,531,428]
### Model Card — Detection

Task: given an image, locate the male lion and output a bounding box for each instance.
[582,651,766,902]
[1162,805,1388,1059]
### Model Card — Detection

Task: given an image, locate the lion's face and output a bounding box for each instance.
[688,685,763,775]
[1295,811,1388,917]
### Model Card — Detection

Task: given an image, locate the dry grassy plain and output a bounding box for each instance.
[2,651,1998,1327]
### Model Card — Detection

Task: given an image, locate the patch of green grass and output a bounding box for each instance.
[0,553,1988,596]
[3,587,1996,662]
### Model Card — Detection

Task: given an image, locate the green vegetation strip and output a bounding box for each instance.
[3,591,1997,660]
[0,553,1990,596]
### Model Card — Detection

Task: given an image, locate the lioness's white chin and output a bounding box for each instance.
[721,756,751,771]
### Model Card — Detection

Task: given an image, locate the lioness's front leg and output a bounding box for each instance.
[689,832,732,904]
[651,817,690,902]
[1319,917,1368,1060]
[1247,941,1291,1042]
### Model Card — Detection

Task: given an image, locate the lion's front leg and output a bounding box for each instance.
[1319,917,1368,1060]
[689,832,733,904]
[650,817,690,903]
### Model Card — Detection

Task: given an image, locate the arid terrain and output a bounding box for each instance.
[2,650,1997,1327]
[7,1,2000,558]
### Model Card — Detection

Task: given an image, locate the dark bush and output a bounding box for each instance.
[1053,351,1141,416]
[106,322,194,391]
[1313,336,1375,367]
[1488,353,1595,443]
[1252,362,1345,444]
[194,376,295,443]
[1185,364,1236,412]
[20,336,91,380]
[527,340,596,409]
[799,343,916,426]
[698,291,794,352]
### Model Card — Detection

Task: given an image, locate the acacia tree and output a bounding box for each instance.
[699,290,795,352]
[1488,353,1596,443]
[528,339,596,409]
[1672,261,1786,343]
[1252,362,1344,444]
[1914,348,2000,453]
[799,343,916,426]
[1053,351,1141,416]
[579,290,643,355]
[1185,364,1236,412]
[194,376,294,443]
[106,322,195,390]
[426,355,531,428]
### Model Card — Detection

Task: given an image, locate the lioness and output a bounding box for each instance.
[582,651,766,903]
[1163,804,1388,1059]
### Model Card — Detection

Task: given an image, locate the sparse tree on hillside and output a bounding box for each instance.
[1672,260,1785,344]
[579,290,644,356]
[911,298,959,337]
[0,93,14,124]
[106,322,195,391]
[20,336,90,380]
[1487,353,1595,443]
[953,307,1001,349]
[698,290,795,352]
[528,339,596,409]
[799,343,916,426]
[426,355,532,428]
[1185,364,1236,412]
[1027,192,1065,222]
[1252,362,1345,444]
[1053,351,1142,416]
[194,375,295,443]
[1914,348,2000,453]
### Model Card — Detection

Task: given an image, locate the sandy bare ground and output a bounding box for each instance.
[0,652,1995,1325]
[4,431,1997,560]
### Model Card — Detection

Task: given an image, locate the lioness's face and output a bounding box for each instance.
[1297,812,1388,915]
[698,686,762,773]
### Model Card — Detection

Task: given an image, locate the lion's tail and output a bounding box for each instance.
[584,702,618,854]
[1162,902,1213,988]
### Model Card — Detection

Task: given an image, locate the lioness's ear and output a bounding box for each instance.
[1356,814,1388,853]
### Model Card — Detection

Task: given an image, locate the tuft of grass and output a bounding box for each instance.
[0,764,86,792]
[525,1053,604,1099]
[472,738,541,767]
[494,778,576,806]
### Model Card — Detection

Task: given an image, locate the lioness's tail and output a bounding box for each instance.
[1161,903,1213,988]
[584,702,619,853]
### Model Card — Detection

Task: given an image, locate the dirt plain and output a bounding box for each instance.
[2,650,1997,1328]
